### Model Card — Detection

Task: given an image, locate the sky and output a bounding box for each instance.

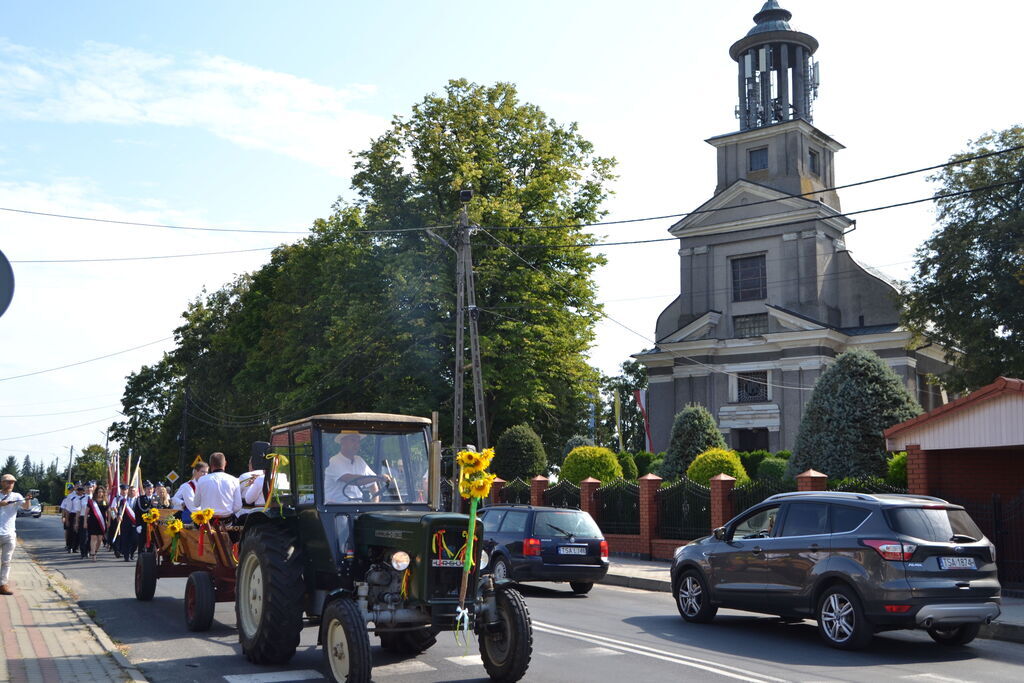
[0,1,1021,473]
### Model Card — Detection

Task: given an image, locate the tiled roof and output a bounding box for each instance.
[883,377,1024,438]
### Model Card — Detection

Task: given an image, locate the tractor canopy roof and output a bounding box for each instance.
[271,412,432,431]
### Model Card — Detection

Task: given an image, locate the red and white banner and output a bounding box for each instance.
[89,498,106,533]
[634,389,653,452]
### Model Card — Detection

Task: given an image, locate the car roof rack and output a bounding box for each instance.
[765,491,877,502]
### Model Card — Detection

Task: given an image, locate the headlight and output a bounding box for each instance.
[479,550,489,570]
[389,551,411,571]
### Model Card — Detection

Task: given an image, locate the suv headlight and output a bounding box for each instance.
[389,551,411,571]
[479,550,489,570]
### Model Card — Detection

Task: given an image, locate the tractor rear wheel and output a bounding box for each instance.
[236,524,305,664]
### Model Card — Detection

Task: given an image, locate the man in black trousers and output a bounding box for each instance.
[78,482,95,559]
[116,484,138,562]
[133,481,155,556]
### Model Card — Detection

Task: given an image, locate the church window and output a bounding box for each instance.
[808,149,820,175]
[748,147,768,171]
[737,371,769,403]
[733,313,769,337]
[732,255,767,301]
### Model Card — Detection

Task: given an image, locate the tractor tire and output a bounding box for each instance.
[322,597,372,683]
[236,524,305,664]
[480,585,533,682]
[379,626,439,655]
[185,571,216,632]
[134,551,157,601]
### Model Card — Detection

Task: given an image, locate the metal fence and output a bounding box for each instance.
[543,479,581,509]
[595,479,640,535]
[657,478,711,540]
[731,477,798,513]
[935,490,1024,591]
[500,477,532,505]
[827,477,908,495]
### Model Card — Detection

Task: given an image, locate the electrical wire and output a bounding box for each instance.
[11,246,277,264]
[0,404,119,419]
[0,416,119,442]
[0,337,173,383]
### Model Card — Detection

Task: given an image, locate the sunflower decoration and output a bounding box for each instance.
[165,517,185,562]
[141,508,161,524]
[453,447,495,643]
[165,518,184,535]
[190,508,215,526]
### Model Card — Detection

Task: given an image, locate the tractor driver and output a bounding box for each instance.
[324,433,391,503]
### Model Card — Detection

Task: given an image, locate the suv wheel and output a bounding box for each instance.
[816,585,873,649]
[492,556,511,581]
[674,569,717,623]
[928,623,980,646]
[236,525,305,664]
[569,581,593,595]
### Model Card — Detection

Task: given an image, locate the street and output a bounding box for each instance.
[16,515,1024,683]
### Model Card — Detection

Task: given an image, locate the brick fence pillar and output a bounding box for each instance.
[579,477,601,520]
[489,477,506,505]
[710,474,736,530]
[796,469,828,491]
[638,473,662,560]
[906,444,929,495]
[530,475,548,507]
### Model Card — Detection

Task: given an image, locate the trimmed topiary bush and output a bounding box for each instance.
[738,449,771,476]
[560,446,623,486]
[493,424,548,482]
[685,448,749,486]
[661,405,726,480]
[756,456,788,481]
[788,349,923,479]
[887,451,908,488]
[774,450,792,460]
[633,451,656,476]
[558,435,594,470]
[617,452,639,480]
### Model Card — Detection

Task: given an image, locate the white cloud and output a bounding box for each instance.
[0,40,386,176]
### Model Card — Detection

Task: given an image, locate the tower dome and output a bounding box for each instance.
[730,1,820,130]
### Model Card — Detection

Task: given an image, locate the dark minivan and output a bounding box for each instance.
[670,492,1001,649]
[479,505,609,594]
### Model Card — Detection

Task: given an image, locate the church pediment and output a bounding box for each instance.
[766,305,826,331]
[660,311,722,343]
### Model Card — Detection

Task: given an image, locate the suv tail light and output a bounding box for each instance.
[863,539,917,561]
[600,540,609,562]
[524,538,541,557]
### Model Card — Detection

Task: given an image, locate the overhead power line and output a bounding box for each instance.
[0,337,172,383]
[12,246,277,264]
[0,416,118,442]
[0,404,119,418]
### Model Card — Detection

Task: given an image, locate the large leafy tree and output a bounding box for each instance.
[900,125,1024,391]
[596,359,648,454]
[787,349,922,479]
[111,80,616,470]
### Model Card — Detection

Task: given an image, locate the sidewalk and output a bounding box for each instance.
[601,556,1024,645]
[0,546,147,683]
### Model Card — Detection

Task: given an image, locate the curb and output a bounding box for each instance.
[24,547,149,683]
[600,572,1024,645]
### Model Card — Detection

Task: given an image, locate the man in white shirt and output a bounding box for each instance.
[324,434,386,503]
[0,473,33,595]
[193,452,242,520]
[59,485,79,553]
[238,453,291,516]
[172,461,209,524]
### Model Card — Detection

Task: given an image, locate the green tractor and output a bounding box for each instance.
[235,412,532,682]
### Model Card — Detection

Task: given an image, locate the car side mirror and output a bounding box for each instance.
[713,526,727,541]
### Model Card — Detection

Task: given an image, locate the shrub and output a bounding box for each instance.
[662,405,726,480]
[686,448,749,486]
[756,457,788,481]
[557,435,594,470]
[617,452,639,480]
[774,450,792,460]
[650,453,667,477]
[633,451,656,476]
[738,449,771,475]
[492,424,548,481]
[560,446,623,486]
[887,451,908,487]
[788,349,922,479]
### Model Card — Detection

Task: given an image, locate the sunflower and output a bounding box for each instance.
[165,518,184,535]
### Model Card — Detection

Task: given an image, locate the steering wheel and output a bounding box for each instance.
[341,474,393,501]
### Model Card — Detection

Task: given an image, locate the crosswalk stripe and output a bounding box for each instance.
[372,660,437,676]
[223,671,324,683]
[445,654,484,666]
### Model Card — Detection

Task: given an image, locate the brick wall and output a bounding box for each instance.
[927,447,1024,502]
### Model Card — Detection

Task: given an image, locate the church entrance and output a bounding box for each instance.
[734,428,769,452]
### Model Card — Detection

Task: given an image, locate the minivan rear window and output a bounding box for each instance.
[533,510,602,539]
[885,507,984,542]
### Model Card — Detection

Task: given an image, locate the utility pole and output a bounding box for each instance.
[178,383,189,481]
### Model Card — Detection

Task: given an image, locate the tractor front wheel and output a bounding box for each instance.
[322,597,372,683]
[479,585,533,682]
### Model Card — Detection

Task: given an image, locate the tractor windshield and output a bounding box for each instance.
[321,429,430,504]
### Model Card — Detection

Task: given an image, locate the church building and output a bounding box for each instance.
[634,1,951,454]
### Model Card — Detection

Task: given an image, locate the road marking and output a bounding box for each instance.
[223,671,324,683]
[445,654,483,666]
[902,675,973,683]
[540,645,621,657]
[372,660,437,676]
[533,621,785,683]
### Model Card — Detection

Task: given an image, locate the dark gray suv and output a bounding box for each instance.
[670,492,1001,649]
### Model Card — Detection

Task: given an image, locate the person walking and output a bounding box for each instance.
[133,482,155,555]
[115,485,138,562]
[77,482,95,560]
[152,483,172,509]
[108,484,128,557]
[86,486,108,560]
[60,484,82,553]
[172,461,208,525]
[0,473,33,595]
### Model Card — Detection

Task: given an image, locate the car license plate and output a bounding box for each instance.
[558,546,587,555]
[939,556,976,570]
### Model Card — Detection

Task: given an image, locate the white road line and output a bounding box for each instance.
[445,654,484,666]
[372,660,437,676]
[902,674,973,683]
[223,671,324,683]
[533,621,785,683]
[539,646,621,657]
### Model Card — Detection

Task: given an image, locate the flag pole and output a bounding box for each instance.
[112,451,140,542]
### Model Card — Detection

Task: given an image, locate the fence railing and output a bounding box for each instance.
[500,477,532,505]
[731,477,797,513]
[657,478,711,540]
[595,479,640,535]
[543,479,581,509]
[828,477,908,495]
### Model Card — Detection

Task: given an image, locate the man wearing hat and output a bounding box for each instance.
[0,472,33,594]
[132,481,156,555]
[324,433,386,503]
[76,482,95,559]
[108,483,128,557]
[115,484,138,562]
[59,484,81,552]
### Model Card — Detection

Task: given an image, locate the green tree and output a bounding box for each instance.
[596,360,648,453]
[617,452,638,480]
[686,448,749,487]
[788,349,922,479]
[1,456,18,479]
[73,445,109,484]
[900,125,1024,391]
[661,405,726,480]
[560,446,623,486]
[492,424,548,481]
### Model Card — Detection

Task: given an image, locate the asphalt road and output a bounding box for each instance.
[17,515,1024,682]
